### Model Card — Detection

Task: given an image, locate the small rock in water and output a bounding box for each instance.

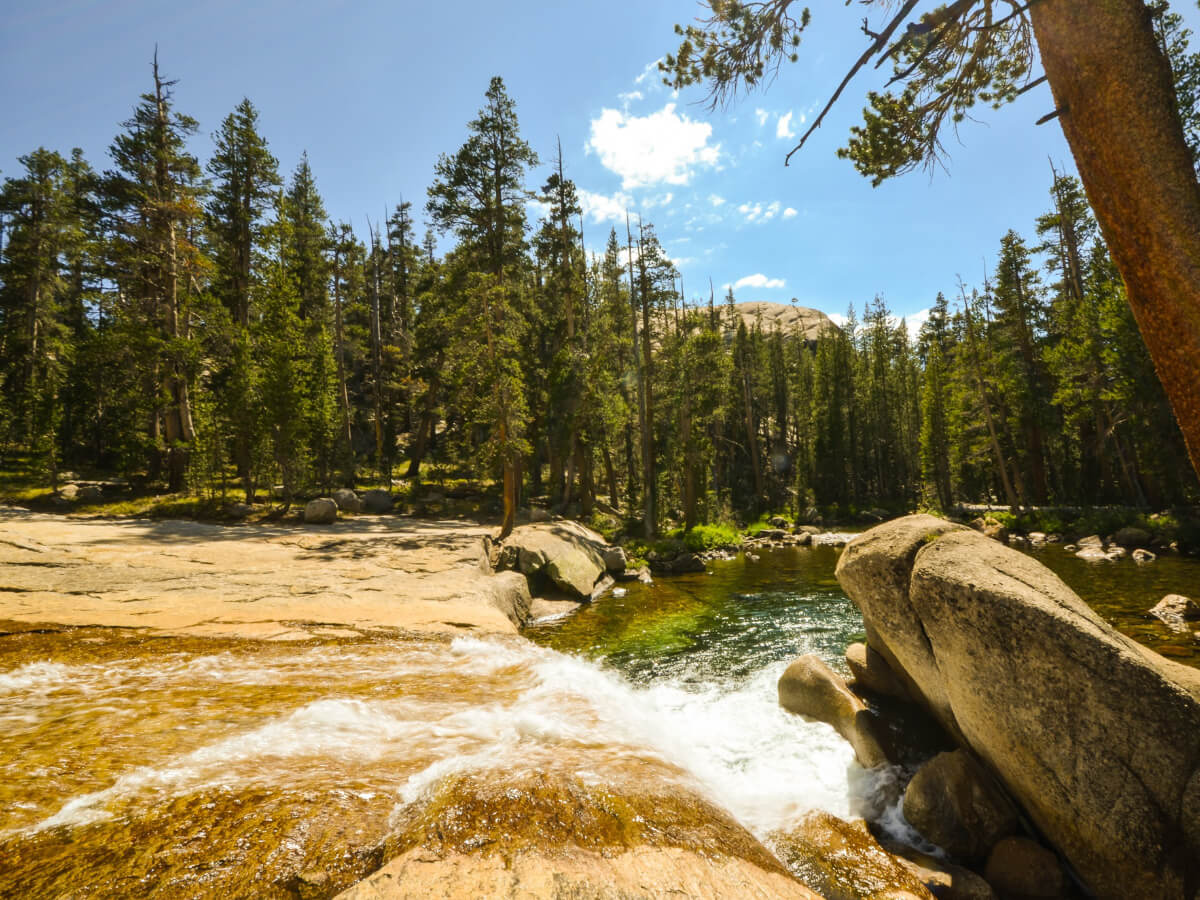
[1149,594,1200,630]
[1132,548,1156,564]
[612,587,626,598]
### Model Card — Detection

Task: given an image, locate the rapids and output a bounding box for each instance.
[2,539,1196,897]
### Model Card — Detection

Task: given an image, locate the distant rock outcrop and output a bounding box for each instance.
[726,301,837,343]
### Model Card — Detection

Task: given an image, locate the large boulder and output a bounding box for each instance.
[1112,526,1151,548]
[836,515,1200,900]
[901,750,1019,862]
[361,489,393,514]
[502,521,610,601]
[303,498,338,524]
[886,844,997,900]
[770,811,935,900]
[778,654,890,768]
[333,489,362,513]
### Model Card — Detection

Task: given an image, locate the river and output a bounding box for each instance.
[1,539,1196,897]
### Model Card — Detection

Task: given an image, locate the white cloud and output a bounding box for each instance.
[587,103,721,188]
[578,188,634,224]
[827,312,848,328]
[897,308,931,340]
[634,58,663,86]
[755,108,769,127]
[737,200,783,224]
[526,197,550,220]
[727,273,787,291]
[618,90,644,104]
[709,194,726,207]
[776,110,796,140]
[782,207,798,219]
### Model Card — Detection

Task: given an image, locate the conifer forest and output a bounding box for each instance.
[2,7,1199,542]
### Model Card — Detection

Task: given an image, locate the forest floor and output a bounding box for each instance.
[0,506,528,640]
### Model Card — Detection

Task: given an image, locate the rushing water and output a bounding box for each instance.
[1,539,1197,898]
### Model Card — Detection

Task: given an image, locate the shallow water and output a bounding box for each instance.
[1,538,1195,898]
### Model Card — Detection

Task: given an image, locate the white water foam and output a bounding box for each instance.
[24,635,881,844]
[0,661,82,694]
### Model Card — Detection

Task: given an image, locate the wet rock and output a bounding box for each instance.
[528,596,582,620]
[902,750,1019,862]
[983,522,1009,544]
[361,489,393,514]
[836,515,1200,899]
[602,546,627,573]
[846,642,910,701]
[303,498,338,524]
[1106,545,1127,559]
[886,843,997,900]
[344,769,821,899]
[769,515,791,528]
[771,811,935,900]
[333,489,362,513]
[1074,546,1113,562]
[1077,534,1103,549]
[983,837,1066,898]
[294,868,332,899]
[1112,526,1151,549]
[778,654,890,768]
[793,530,813,546]
[1149,594,1200,630]
[1133,548,1156,564]
[1028,531,1047,545]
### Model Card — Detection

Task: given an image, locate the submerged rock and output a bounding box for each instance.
[836,515,1200,900]
[770,811,935,900]
[303,498,338,524]
[778,654,890,768]
[902,750,1019,862]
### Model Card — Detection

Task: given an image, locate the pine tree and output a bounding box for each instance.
[427,76,538,538]
[103,54,205,490]
[206,98,280,501]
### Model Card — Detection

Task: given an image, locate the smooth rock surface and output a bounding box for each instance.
[836,515,1200,900]
[770,811,935,900]
[778,654,890,768]
[0,508,533,637]
[902,750,1019,862]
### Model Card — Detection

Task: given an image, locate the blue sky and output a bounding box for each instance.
[4,0,1199,331]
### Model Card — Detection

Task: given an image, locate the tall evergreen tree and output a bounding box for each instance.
[427,76,538,538]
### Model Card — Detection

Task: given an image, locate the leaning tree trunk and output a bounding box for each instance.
[1032,0,1200,480]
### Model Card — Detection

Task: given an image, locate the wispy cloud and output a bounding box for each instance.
[782,207,798,219]
[737,200,783,224]
[578,188,635,224]
[776,110,796,140]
